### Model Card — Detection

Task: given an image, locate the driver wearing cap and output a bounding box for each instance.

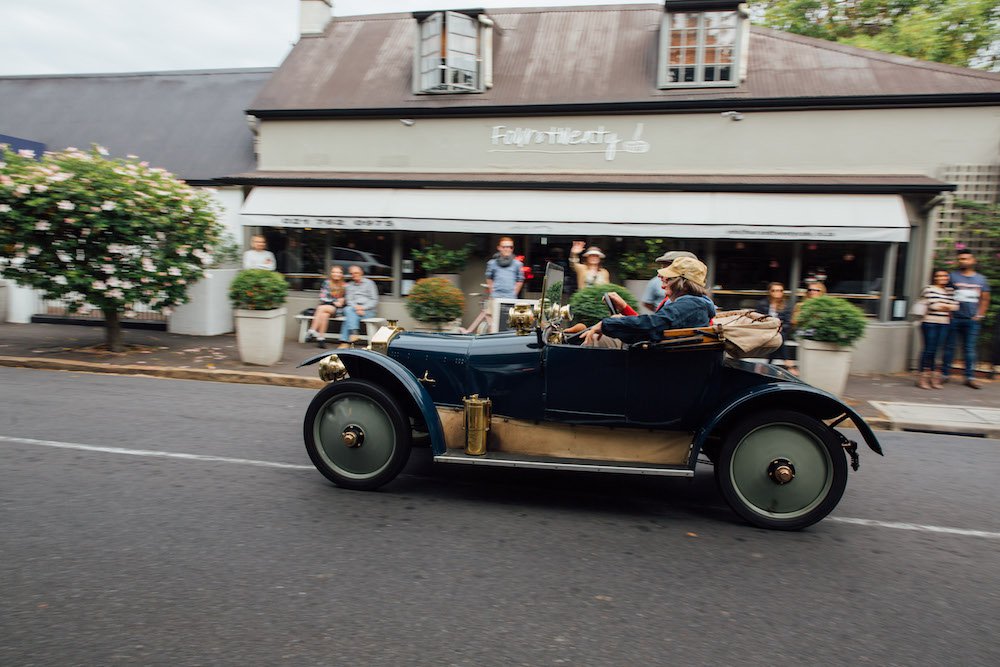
[583,256,716,348]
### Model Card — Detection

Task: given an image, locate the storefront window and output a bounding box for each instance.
[711,240,886,315]
[260,228,395,294]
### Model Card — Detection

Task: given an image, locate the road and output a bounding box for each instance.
[1,367,998,666]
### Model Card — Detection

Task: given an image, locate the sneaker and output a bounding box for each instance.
[304,330,316,343]
[965,379,982,390]
[316,339,327,349]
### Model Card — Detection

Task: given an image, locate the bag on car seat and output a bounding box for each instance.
[712,309,783,358]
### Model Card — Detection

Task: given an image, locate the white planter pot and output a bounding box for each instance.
[234,307,287,366]
[169,269,238,336]
[798,339,854,396]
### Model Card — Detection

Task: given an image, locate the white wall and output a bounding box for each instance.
[257,107,1000,176]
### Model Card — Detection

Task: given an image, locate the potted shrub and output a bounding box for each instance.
[615,239,665,305]
[569,284,639,327]
[795,295,868,396]
[229,269,289,365]
[405,277,465,331]
[411,243,473,286]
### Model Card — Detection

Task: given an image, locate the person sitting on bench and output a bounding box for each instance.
[340,265,379,349]
[305,266,347,349]
[583,257,715,349]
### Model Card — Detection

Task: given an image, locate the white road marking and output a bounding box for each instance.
[3,434,999,540]
[826,516,1000,540]
[0,435,313,470]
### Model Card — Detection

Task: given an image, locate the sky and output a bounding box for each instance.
[0,0,661,76]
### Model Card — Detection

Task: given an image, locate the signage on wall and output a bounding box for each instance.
[277,216,396,229]
[488,123,651,161]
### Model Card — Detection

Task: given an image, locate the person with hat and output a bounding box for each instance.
[642,250,698,312]
[583,256,715,348]
[570,240,611,291]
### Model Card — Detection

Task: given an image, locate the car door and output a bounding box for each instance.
[543,344,629,424]
[624,344,722,428]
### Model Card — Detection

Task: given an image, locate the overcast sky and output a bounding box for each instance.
[0,0,661,76]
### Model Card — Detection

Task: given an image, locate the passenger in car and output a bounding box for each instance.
[582,257,715,348]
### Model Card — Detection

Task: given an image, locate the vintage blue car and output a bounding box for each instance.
[300,263,882,530]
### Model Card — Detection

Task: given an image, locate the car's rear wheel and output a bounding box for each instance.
[304,380,411,491]
[716,410,847,530]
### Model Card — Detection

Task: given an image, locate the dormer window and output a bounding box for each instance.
[414,10,492,94]
[658,1,746,88]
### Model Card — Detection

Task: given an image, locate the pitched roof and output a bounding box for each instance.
[249,4,1000,116]
[0,68,273,182]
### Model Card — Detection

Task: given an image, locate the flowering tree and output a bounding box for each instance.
[0,146,224,351]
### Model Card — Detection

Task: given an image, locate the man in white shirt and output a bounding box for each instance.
[243,235,276,271]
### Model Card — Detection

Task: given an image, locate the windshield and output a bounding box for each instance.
[540,262,564,326]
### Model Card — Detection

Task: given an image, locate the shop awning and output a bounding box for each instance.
[241,187,911,242]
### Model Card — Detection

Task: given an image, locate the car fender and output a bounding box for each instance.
[299,349,447,454]
[693,382,883,457]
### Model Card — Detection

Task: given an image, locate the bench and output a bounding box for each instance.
[296,309,387,344]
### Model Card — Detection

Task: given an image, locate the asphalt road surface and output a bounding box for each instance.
[1,367,998,666]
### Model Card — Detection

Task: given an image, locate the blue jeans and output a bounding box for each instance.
[918,322,948,372]
[941,318,981,380]
[341,307,376,341]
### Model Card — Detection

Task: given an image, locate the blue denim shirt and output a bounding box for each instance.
[601,295,716,344]
[485,257,524,299]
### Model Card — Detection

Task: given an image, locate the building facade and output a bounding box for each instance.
[227,1,1000,370]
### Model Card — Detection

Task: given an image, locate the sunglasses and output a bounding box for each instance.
[807,288,821,293]
[499,245,513,249]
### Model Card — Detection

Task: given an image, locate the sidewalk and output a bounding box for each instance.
[1,321,997,437]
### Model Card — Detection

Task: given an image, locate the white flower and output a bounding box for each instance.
[107,277,120,288]
[56,200,74,211]
[57,251,72,263]
[106,288,123,299]
[161,306,173,316]
[27,246,40,256]
[34,184,48,193]
[101,264,116,274]
[96,145,109,156]
[92,281,106,290]
[167,266,182,276]
[0,204,10,213]
[53,275,67,285]
[100,201,116,211]
[34,221,50,231]
[15,184,30,195]
[17,149,35,159]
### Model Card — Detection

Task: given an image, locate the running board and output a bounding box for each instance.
[433,449,695,477]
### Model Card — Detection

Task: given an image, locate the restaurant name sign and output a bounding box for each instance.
[489,123,651,161]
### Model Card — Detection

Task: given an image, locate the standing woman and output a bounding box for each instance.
[755,282,797,375]
[917,269,959,389]
[304,266,347,348]
[569,240,611,291]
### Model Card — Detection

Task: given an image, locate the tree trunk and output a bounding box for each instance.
[103,308,123,352]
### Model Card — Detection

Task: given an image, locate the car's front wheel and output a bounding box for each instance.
[716,410,847,530]
[304,380,411,491]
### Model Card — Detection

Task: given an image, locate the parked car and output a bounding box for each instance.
[299,263,883,530]
[330,247,391,276]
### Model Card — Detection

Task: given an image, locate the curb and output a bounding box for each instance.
[0,356,324,390]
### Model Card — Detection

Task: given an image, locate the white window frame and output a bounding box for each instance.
[657,10,742,89]
[413,11,484,94]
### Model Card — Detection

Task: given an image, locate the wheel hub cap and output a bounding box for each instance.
[342,424,364,448]
[768,458,795,485]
